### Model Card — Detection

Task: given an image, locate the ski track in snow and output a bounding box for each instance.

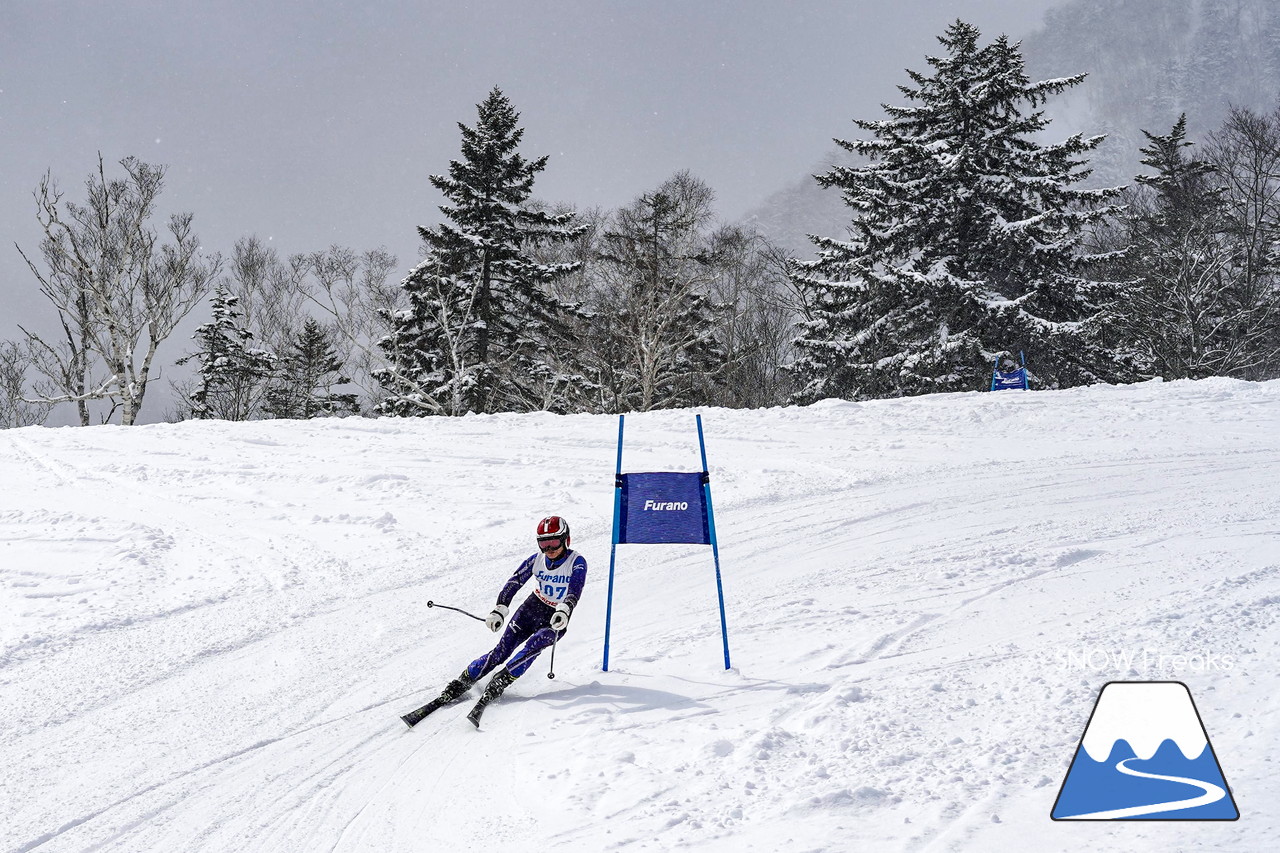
[0,379,1276,852]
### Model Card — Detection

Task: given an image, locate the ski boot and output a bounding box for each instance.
[467,669,517,728]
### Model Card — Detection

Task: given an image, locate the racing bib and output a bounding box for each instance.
[534,550,578,605]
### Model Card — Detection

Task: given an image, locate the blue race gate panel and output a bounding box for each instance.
[990,350,1030,391]
[603,414,731,672]
[618,472,710,545]
[992,368,1029,390]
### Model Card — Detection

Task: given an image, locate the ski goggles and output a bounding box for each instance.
[537,537,564,552]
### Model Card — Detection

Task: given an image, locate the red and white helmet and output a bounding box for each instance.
[536,515,570,550]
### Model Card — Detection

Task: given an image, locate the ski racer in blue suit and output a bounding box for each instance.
[430,515,587,725]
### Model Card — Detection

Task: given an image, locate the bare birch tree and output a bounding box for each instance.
[702,226,797,408]
[17,155,220,425]
[1207,106,1280,379]
[0,340,53,428]
[304,245,401,412]
[591,171,725,412]
[226,236,309,356]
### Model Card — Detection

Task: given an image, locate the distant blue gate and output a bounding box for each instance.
[991,350,1030,391]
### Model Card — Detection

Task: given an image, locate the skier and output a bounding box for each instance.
[403,515,587,728]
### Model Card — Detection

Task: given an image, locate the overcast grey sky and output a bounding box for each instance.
[1,0,1060,339]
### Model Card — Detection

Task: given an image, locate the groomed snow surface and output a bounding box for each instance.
[1,378,1276,852]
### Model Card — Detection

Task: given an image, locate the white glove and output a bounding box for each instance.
[550,602,571,631]
[486,604,509,633]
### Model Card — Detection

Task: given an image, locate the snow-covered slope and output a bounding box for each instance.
[2,379,1276,852]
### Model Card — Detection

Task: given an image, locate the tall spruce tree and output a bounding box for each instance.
[790,20,1123,401]
[377,87,584,415]
[179,286,276,420]
[265,318,360,418]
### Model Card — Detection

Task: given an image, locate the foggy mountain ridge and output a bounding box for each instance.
[1025,0,1280,181]
[750,0,1280,256]
[741,149,860,257]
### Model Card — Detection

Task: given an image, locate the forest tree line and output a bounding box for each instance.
[3,20,1279,428]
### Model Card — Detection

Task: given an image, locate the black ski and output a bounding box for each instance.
[402,671,478,728]
[401,698,447,728]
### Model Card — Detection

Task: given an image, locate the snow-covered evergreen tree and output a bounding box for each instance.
[790,20,1123,401]
[179,286,276,420]
[264,319,359,419]
[376,87,584,416]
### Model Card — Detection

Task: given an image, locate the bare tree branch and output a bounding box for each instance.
[17,154,221,424]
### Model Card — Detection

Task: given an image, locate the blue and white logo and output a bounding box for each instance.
[1051,681,1239,820]
[616,472,709,545]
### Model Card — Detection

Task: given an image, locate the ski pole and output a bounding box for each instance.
[547,631,559,680]
[426,600,485,622]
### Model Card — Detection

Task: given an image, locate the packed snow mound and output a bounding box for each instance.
[1,378,1276,852]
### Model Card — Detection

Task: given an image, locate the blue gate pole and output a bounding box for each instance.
[990,357,1000,391]
[602,415,625,672]
[696,414,731,670]
[1020,350,1028,390]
